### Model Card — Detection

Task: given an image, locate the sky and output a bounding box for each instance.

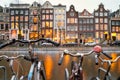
[0,0,120,13]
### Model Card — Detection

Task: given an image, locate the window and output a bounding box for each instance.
[20,16,23,21]
[95,12,98,16]
[96,32,99,38]
[95,24,99,30]
[104,12,108,16]
[5,24,8,30]
[50,22,52,27]
[46,10,49,13]
[46,15,49,20]
[69,18,75,23]
[25,16,28,21]
[100,12,103,16]
[1,24,4,29]
[75,18,78,23]
[104,18,108,23]
[95,18,99,23]
[104,24,108,30]
[42,22,45,27]
[100,24,103,30]
[112,27,115,32]
[100,32,103,38]
[50,15,53,20]
[112,21,115,25]
[11,16,14,21]
[20,10,23,14]
[42,10,45,13]
[15,16,19,21]
[100,18,103,23]
[15,10,19,14]
[11,10,14,15]
[50,10,53,13]
[116,27,119,32]
[87,19,89,23]
[25,10,28,15]
[90,19,93,23]
[33,10,37,15]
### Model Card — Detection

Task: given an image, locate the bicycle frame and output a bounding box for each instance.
[95,55,120,80]
[0,66,6,80]
[58,50,94,80]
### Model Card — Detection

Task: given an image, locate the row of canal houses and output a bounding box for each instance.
[0,1,120,44]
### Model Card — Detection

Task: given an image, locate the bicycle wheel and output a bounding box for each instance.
[34,61,46,80]
[65,68,69,80]
[71,61,83,80]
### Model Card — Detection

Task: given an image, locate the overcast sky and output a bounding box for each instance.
[0,0,120,13]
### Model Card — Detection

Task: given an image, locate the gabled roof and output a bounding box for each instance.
[42,1,53,8]
[79,9,92,16]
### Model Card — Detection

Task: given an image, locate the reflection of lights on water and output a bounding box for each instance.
[64,55,70,67]
[44,55,53,80]
[111,53,117,72]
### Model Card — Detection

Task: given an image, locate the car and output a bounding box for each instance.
[85,42,96,46]
[62,42,78,46]
[41,42,53,46]
[110,40,120,46]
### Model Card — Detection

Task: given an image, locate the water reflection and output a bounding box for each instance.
[0,51,120,80]
[44,54,53,80]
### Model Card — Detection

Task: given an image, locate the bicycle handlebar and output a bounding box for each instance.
[58,49,94,65]
[101,52,112,59]
[99,56,120,63]
[0,38,60,49]
[0,55,25,60]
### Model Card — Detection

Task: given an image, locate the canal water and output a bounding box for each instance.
[0,50,120,80]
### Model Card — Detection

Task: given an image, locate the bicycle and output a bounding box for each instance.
[93,53,120,80]
[58,45,112,80]
[0,54,27,80]
[0,38,60,80]
[0,66,6,80]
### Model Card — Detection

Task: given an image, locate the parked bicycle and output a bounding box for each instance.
[0,38,60,80]
[93,52,120,80]
[58,45,112,80]
[0,66,6,80]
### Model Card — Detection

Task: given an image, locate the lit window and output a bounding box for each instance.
[33,10,37,15]
[50,22,52,27]
[104,24,108,30]
[42,15,45,20]
[100,18,103,23]
[46,15,49,20]
[95,24,99,30]
[116,27,119,32]
[15,16,19,21]
[100,24,103,30]
[20,16,23,21]
[96,32,99,38]
[100,32,103,38]
[11,16,14,21]
[42,22,45,27]
[70,18,75,23]
[112,27,115,32]
[25,16,28,21]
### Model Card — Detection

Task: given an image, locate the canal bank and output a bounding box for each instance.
[0,46,120,53]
